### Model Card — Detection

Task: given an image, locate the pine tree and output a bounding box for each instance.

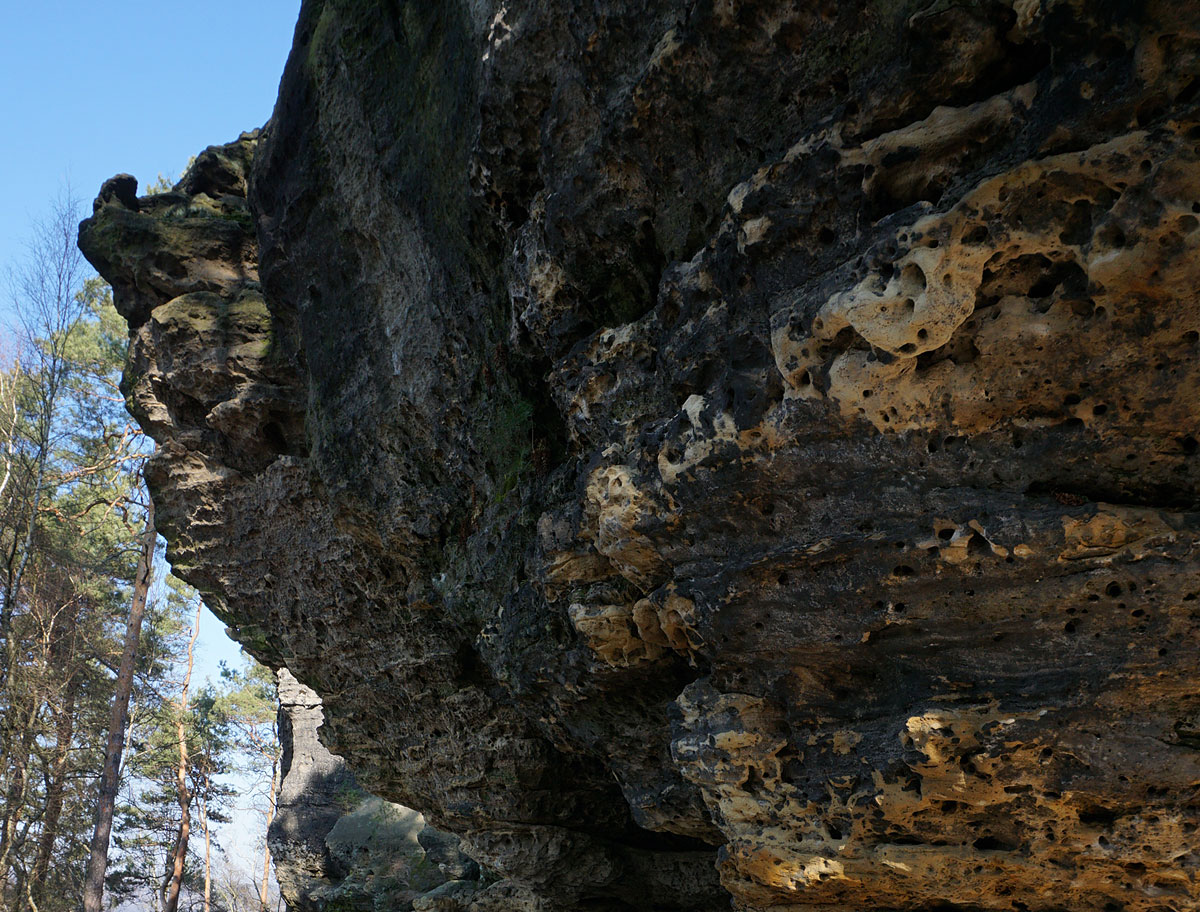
[0,193,176,911]
[2,190,283,912]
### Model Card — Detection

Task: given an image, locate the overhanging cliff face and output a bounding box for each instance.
[80,1,1200,909]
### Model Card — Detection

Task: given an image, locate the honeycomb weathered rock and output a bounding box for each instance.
[81,1,1200,909]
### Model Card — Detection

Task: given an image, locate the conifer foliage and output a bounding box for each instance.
[1,194,280,910]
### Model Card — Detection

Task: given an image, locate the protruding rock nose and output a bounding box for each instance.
[93,173,140,213]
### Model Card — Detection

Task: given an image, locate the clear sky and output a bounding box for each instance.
[0,0,301,269]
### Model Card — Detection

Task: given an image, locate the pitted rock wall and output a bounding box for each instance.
[81,1,1200,910]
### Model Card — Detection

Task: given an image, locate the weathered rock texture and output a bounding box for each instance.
[80,1,1200,909]
[272,668,350,910]
[272,669,480,910]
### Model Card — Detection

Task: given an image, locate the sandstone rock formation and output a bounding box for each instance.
[80,1,1200,909]
[272,669,480,910]
[272,668,351,910]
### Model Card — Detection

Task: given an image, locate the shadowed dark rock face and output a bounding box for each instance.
[80,1,1200,909]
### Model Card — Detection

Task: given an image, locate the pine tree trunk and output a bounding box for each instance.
[82,501,155,912]
[29,668,80,905]
[161,599,202,912]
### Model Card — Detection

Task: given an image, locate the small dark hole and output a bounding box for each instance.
[973,835,1009,851]
[1079,806,1118,826]
[262,421,287,455]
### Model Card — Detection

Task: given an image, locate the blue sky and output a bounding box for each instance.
[0,0,300,273]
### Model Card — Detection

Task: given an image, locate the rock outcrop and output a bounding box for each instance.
[272,668,350,910]
[80,1,1200,910]
[272,669,480,910]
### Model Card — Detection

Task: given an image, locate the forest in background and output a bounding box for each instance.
[0,191,283,912]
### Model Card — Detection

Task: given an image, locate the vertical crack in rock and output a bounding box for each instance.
[81,0,1200,909]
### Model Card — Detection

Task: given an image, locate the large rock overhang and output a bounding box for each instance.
[81,2,1200,909]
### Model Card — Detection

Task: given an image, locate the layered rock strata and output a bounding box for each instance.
[81,1,1200,910]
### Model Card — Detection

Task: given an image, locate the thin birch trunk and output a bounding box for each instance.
[0,705,39,884]
[0,361,18,508]
[200,793,212,912]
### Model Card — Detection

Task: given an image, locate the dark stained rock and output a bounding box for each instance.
[81,1,1200,909]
